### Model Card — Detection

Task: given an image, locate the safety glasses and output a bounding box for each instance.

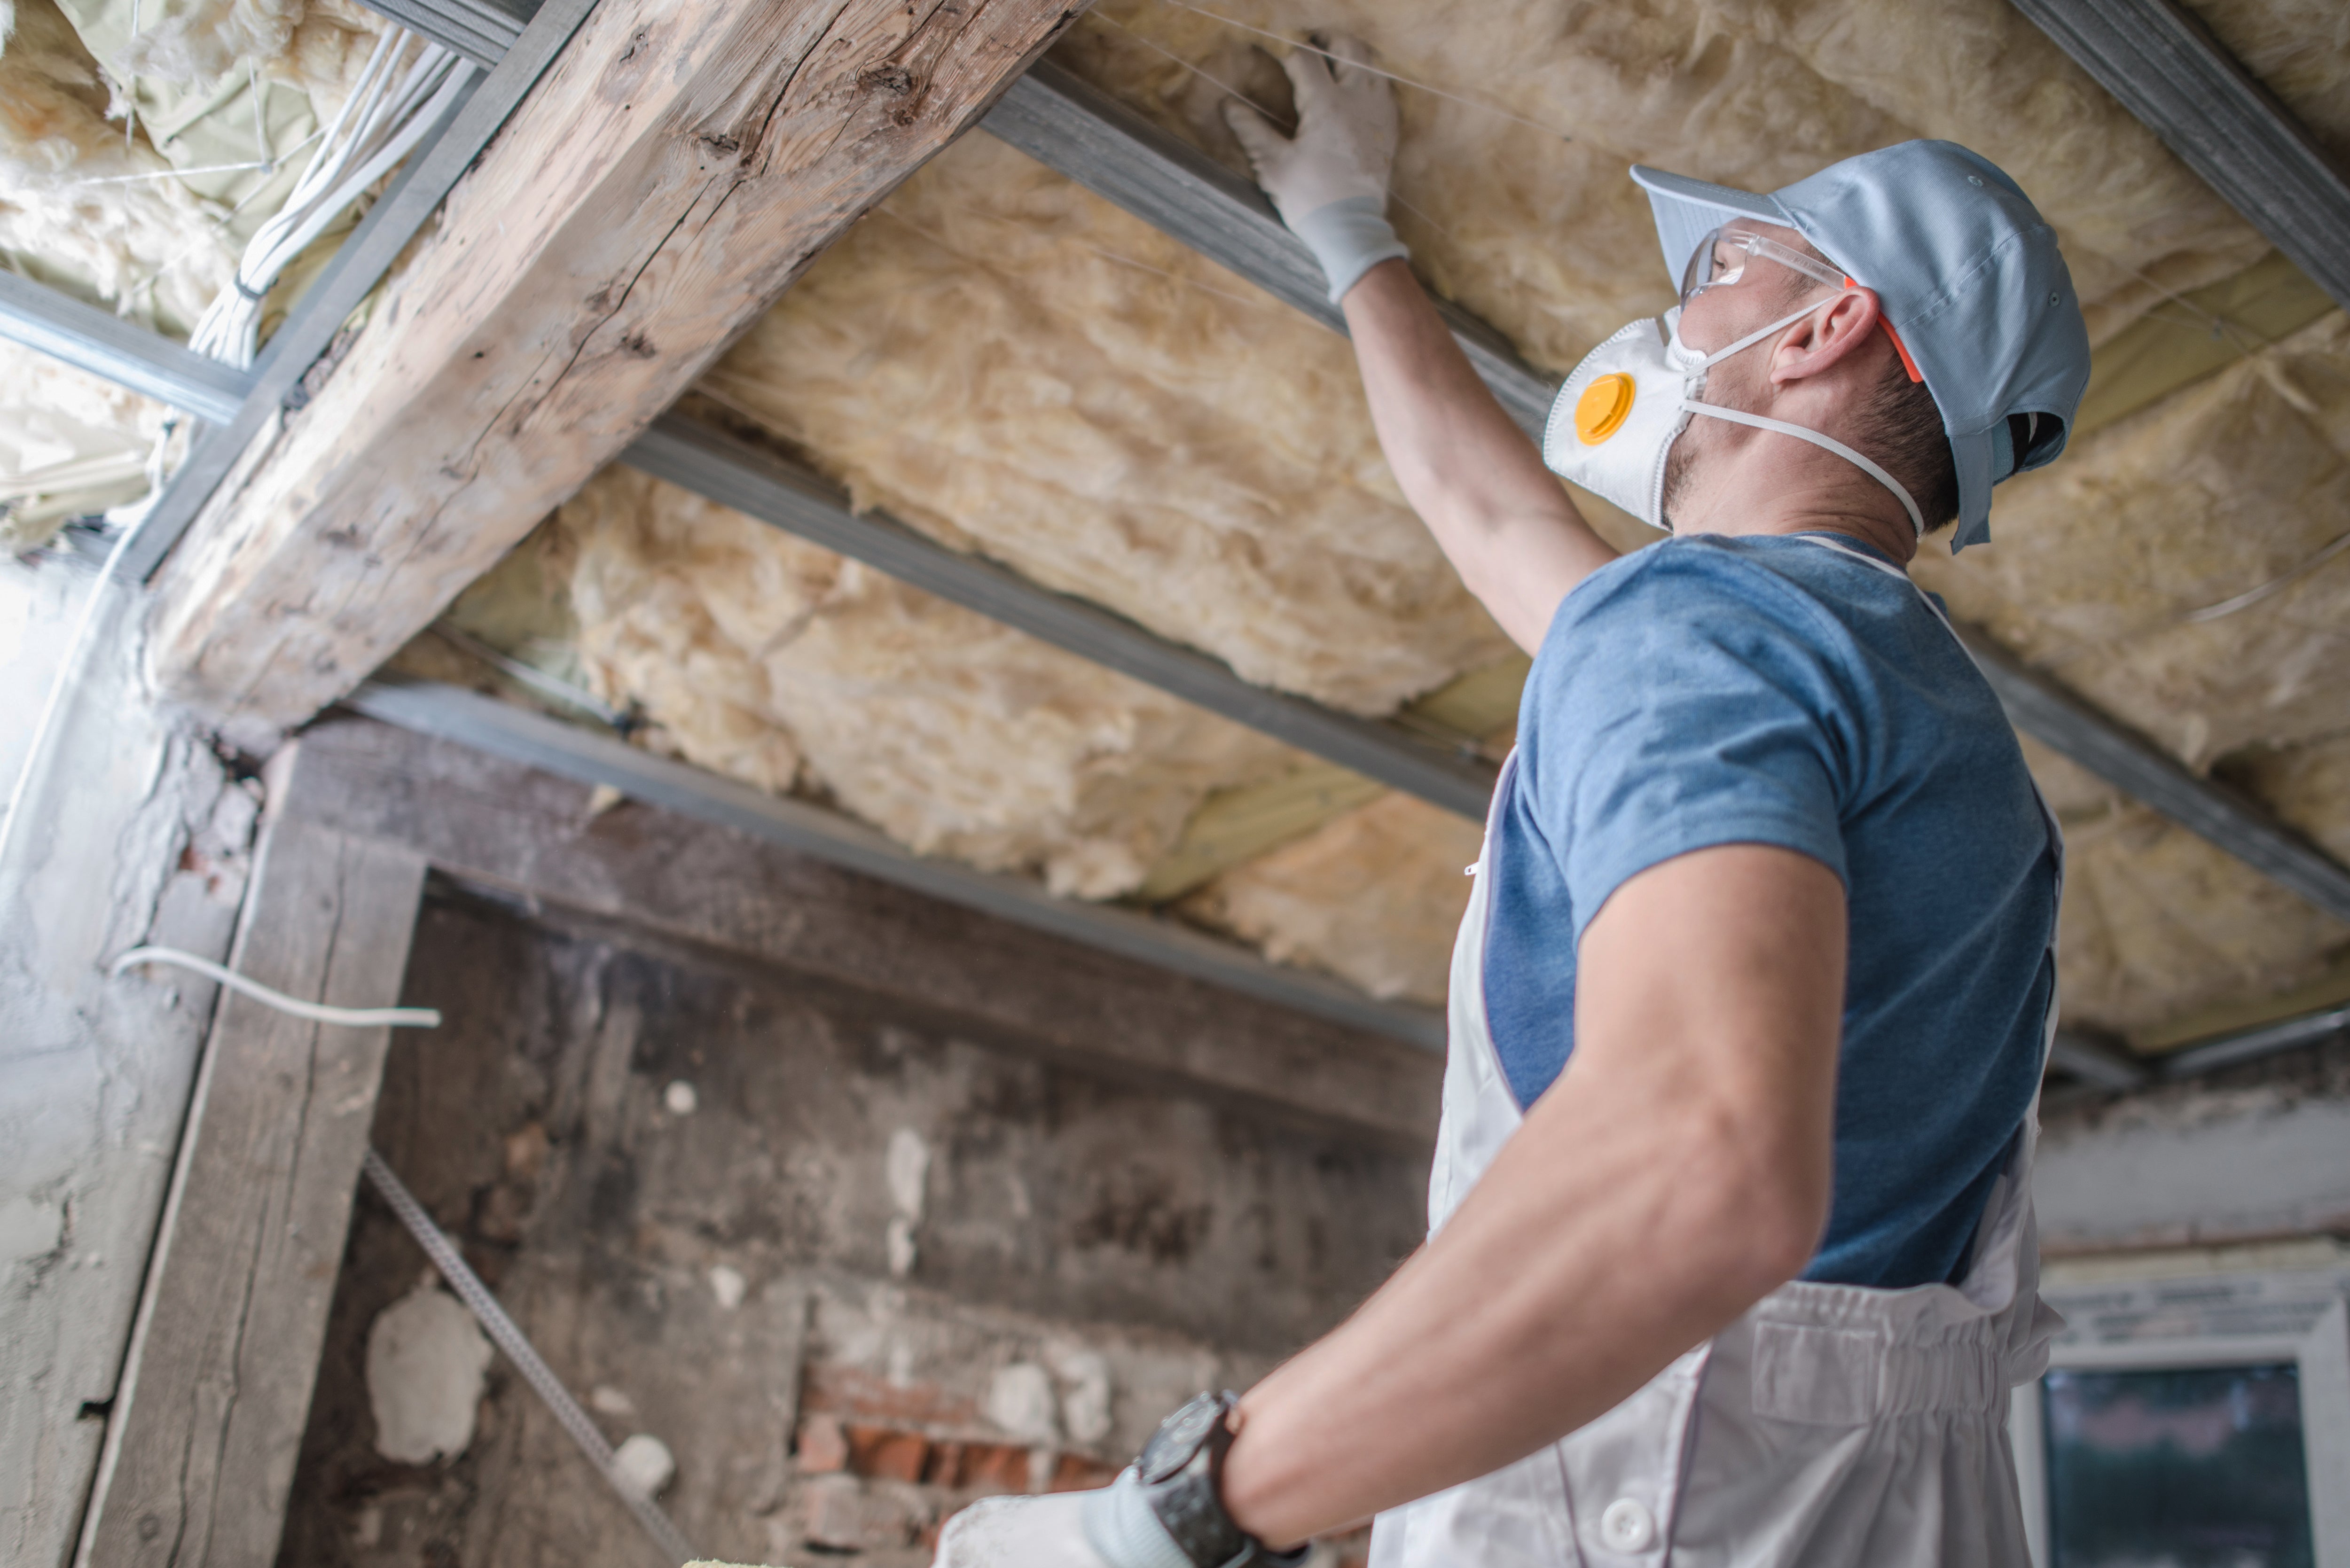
[1679,226,1849,308]
[1678,225,1924,384]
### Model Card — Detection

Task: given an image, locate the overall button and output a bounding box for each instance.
[1600,1497,1656,1552]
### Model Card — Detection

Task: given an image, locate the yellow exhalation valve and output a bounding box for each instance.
[1575,373,1636,445]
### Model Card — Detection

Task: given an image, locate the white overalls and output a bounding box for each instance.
[1370,540,2065,1568]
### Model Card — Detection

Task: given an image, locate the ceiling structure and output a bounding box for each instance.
[3,0,2346,1075]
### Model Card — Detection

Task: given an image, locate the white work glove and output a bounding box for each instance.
[932,1472,1202,1568]
[1223,34,1410,304]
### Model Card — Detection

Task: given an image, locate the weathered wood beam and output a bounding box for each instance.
[74,791,428,1568]
[344,674,1449,1058]
[145,0,1091,750]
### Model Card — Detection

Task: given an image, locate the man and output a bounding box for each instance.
[938,33,2088,1568]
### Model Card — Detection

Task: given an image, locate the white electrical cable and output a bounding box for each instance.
[100,947,697,1561]
[109,946,445,1027]
[362,1149,703,1567]
[188,28,476,368]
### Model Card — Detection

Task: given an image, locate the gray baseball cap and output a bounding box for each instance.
[1630,141,2091,549]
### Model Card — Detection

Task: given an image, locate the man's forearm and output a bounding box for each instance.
[1341,261,1618,652]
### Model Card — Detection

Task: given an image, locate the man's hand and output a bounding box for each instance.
[1224,37,1408,302]
[931,1493,1105,1568]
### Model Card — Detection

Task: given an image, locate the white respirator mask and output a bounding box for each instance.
[1542,300,1927,539]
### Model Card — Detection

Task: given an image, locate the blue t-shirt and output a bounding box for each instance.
[1483,532,2058,1289]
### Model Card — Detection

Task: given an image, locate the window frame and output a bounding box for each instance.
[2011,1274,2350,1568]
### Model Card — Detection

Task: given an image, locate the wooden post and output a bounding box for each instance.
[74,761,429,1568]
[146,0,1089,750]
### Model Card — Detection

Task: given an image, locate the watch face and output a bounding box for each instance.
[1140,1395,1221,1484]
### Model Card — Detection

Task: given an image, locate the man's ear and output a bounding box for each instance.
[1769,288,1884,386]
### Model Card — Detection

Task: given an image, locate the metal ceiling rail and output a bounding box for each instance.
[2050,999,2350,1094]
[115,0,598,584]
[347,674,1449,1050]
[1956,625,2350,925]
[0,273,251,424]
[354,0,530,67]
[982,62,1560,439]
[625,415,1502,818]
[2008,0,2350,313]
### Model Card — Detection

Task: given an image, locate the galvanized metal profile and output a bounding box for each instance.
[626,415,1501,819]
[118,0,599,584]
[2047,1028,2152,1091]
[1957,624,2350,925]
[984,62,1560,438]
[2156,999,2350,1079]
[347,675,1448,1050]
[350,0,530,67]
[0,272,252,424]
[2008,0,2350,312]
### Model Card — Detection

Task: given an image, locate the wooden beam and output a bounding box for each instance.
[144,0,1090,749]
[283,708,1443,1140]
[2007,0,2350,313]
[343,674,1448,1058]
[74,787,428,1568]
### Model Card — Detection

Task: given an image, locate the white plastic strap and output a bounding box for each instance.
[1697,302,1830,369]
[1679,401,1927,538]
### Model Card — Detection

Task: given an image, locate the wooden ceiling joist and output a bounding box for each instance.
[141,0,1089,749]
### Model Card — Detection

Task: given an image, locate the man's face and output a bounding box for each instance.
[1661,222,1838,527]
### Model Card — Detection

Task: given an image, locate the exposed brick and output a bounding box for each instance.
[851,1425,932,1483]
[1048,1452,1120,1492]
[795,1413,849,1474]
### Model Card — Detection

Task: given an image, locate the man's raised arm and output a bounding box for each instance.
[1225,39,1618,653]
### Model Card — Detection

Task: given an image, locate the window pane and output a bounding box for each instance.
[2043,1363,2314,1568]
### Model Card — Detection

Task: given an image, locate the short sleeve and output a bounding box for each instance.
[1520,552,1854,942]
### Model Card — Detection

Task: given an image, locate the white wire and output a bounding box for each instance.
[188,30,476,368]
[109,946,445,1027]
[362,1149,702,1566]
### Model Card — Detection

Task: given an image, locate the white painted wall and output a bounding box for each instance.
[0,554,258,1567]
[2037,1072,2350,1253]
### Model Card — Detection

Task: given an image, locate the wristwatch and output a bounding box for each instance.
[1125,1392,1310,1568]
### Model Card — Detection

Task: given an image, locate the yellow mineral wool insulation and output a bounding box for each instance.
[94,0,381,104]
[1,0,236,333]
[1913,311,2350,771]
[0,0,384,336]
[0,335,173,549]
[2231,734,2350,866]
[2049,794,2348,1040]
[1179,792,1480,1004]
[701,133,1512,718]
[2184,0,2350,162]
[1051,0,2266,371]
[2013,735,2348,1040]
[557,467,1300,900]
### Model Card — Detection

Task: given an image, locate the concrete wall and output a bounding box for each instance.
[2037,1039,2350,1255]
[0,554,259,1568]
